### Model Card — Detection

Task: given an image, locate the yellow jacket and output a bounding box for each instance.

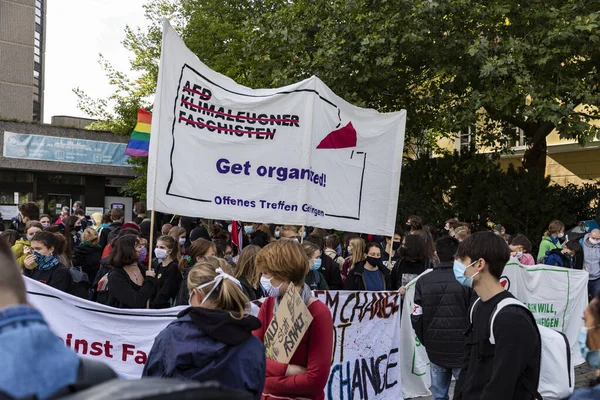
[12,238,31,269]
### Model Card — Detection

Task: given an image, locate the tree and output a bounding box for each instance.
[74,0,183,199]
[403,0,600,177]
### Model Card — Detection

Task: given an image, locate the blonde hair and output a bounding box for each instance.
[157,235,181,264]
[280,225,299,239]
[235,245,261,288]
[454,226,470,242]
[256,240,309,284]
[81,227,98,244]
[168,226,186,241]
[302,241,320,259]
[350,237,366,265]
[187,257,248,318]
[545,220,565,236]
[91,212,103,229]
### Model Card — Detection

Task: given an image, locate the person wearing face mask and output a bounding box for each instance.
[581,228,600,298]
[570,291,600,399]
[103,235,156,308]
[168,226,188,257]
[144,257,265,398]
[302,242,329,291]
[544,240,583,269]
[175,238,217,306]
[382,230,403,270]
[254,240,333,400]
[344,242,390,291]
[150,235,183,309]
[537,220,565,262]
[391,234,432,294]
[12,221,43,269]
[341,237,365,284]
[39,214,52,229]
[406,215,423,236]
[411,237,475,400]
[72,228,102,282]
[444,218,460,238]
[23,231,73,293]
[508,234,535,266]
[453,232,541,400]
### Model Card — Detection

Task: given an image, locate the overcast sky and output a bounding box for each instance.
[43,0,149,123]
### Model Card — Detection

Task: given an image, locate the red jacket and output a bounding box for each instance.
[253,296,333,400]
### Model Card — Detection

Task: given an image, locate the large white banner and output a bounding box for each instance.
[400,272,432,399]
[500,260,588,365]
[25,279,402,398]
[401,261,589,393]
[314,291,402,400]
[147,20,406,236]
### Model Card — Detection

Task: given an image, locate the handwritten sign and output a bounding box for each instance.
[263,284,313,363]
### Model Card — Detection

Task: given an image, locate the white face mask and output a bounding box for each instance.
[274,230,280,239]
[347,246,352,255]
[260,275,282,297]
[154,248,168,260]
[558,232,565,239]
[179,238,186,245]
[590,238,600,246]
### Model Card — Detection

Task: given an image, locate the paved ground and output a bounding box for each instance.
[408,364,596,400]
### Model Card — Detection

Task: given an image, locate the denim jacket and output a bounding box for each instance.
[0,305,80,399]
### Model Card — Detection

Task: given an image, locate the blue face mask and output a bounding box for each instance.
[310,258,322,271]
[244,226,254,235]
[579,326,600,369]
[453,259,479,288]
[34,251,59,271]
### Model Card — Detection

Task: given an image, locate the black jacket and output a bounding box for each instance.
[343,260,391,291]
[390,258,432,290]
[410,262,475,368]
[250,230,270,248]
[24,262,73,293]
[107,265,157,309]
[151,259,183,309]
[239,276,265,301]
[320,253,343,290]
[454,291,541,400]
[305,270,329,291]
[73,243,102,281]
[99,221,123,248]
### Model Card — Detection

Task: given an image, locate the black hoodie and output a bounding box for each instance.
[73,243,102,281]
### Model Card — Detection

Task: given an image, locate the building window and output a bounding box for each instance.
[32,0,44,122]
[505,125,525,148]
[457,125,476,152]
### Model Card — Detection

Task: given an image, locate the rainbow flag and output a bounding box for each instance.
[125,108,151,156]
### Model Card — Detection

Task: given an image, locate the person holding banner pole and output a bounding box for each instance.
[144,257,266,399]
[253,240,333,400]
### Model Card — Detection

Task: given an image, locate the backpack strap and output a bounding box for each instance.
[469,297,482,323]
[489,298,526,344]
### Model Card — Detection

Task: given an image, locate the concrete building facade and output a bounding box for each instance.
[0,120,135,220]
[0,0,45,122]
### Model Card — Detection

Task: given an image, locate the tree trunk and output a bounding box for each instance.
[522,123,553,180]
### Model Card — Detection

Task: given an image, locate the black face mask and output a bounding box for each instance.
[366,256,381,267]
[392,242,401,251]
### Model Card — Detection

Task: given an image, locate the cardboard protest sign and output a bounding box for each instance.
[263,284,313,363]
[147,20,406,236]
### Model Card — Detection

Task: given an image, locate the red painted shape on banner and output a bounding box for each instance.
[317,122,357,149]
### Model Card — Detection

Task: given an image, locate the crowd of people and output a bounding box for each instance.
[1,201,600,399]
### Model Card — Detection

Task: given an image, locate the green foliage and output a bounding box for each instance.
[397,154,600,244]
